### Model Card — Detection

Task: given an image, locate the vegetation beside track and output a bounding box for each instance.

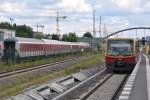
[0,52,104,99]
[0,51,93,73]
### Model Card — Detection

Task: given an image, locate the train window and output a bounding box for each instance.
[107,40,133,56]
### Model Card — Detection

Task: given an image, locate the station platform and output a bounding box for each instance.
[119,54,150,100]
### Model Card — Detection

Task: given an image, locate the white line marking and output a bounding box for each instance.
[124,86,132,88]
[125,84,132,87]
[118,55,141,100]
[128,76,135,80]
[124,88,132,91]
[126,82,134,85]
[121,91,131,95]
[119,95,129,100]
[128,80,134,82]
[144,55,150,100]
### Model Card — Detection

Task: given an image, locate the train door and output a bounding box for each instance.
[3,40,16,63]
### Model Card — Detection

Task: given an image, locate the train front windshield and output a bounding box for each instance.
[107,40,133,56]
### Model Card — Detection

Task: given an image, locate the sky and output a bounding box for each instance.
[0,0,150,37]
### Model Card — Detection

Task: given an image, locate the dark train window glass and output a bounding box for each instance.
[107,40,134,56]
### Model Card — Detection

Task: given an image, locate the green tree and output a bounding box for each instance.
[96,43,101,51]
[0,22,33,38]
[13,23,17,29]
[61,33,77,42]
[51,34,60,40]
[67,33,77,42]
[35,33,44,39]
[62,34,68,41]
[83,32,93,38]
[45,34,51,39]
[16,25,33,38]
[0,22,12,29]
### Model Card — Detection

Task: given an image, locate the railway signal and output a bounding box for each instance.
[142,37,146,45]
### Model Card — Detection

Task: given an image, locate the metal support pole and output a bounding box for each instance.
[41,25,44,34]
[99,16,101,37]
[117,34,118,38]
[129,31,131,38]
[10,18,14,38]
[36,24,39,32]
[136,29,137,38]
[56,12,59,35]
[93,9,96,37]
[144,29,146,37]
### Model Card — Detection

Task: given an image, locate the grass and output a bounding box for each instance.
[0,52,104,99]
[0,51,94,73]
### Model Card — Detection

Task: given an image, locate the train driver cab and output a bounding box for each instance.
[3,38,16,63]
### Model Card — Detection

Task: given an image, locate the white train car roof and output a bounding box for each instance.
[16,37,44,44]
[76,42,90,46]
[42,39,88,46]
[42,39,73,45]
[60,41,72,46]
[4,37,89,47]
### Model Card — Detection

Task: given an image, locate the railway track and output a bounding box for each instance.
[52,68,110,100]
[9,63,129,100]
[52,71,128,100]
[10,64,106,100]
[0,56,84,78]
[85,74,128,100]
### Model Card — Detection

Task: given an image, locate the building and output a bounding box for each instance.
[0,29,15,41]
[77,37,103,51]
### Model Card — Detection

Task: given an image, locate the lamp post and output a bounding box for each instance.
[41,25,44,34]
[10,18,14,38]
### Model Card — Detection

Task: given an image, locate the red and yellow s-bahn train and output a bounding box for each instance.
[105,38,139,72]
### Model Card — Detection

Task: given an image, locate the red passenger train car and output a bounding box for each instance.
[105,38,139,72]
[2,37,90,62]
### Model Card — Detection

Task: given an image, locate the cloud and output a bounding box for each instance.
[0,1,26,13]
[57,0,92,13]
[0,16,9,22]
[143,1,150,12]
[0,0,150,37]
[94,4,102,9]
[112,0,142,13]
[104,16,130,33]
